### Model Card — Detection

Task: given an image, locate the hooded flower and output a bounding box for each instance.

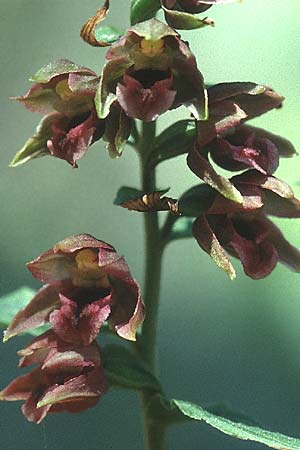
[10,59,132,167]
[184,170,300,279]
[161,0,237,29]
[0,331,108,423]
[96,18,207,122]
[5,234,145,343]
[187,82,296,203]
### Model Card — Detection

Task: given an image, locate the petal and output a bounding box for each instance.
[96,57,133,119]
[4,285,60,341]
[110,279,145,341]
[127,18,178,40]
[22,394,51,424]
[18,330,59,368]
[231,171,295,198]
[30,59,97,84]
[68,73,100,96]
[210,134,279,174]
[14,84,60,115]
[266,218,300,271]
[47,112,102,167]
[27,249,75,285]
[196,101,247,147]
[192,215,236,279]
[116,73,176,121]
[9,113,61,167]
[228,218,278,279]
[187,145,243,203]
[208,184,264,214]
[49,294,111,345]
[0,368,43,401]
[54,234,115,254]
[37,369,108,409]
[104,103,132,157]
[172,38,208,120]
[208,82,284,117]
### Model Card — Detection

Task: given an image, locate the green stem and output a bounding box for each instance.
[136,121,167,450]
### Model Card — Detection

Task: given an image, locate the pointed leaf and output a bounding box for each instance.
[130,0,161,25]
[153,120,196,165]
[179,184,215,217]
[102,345,161,391]
[163,7,214,30]
[169,217,194,241]
[173,399,300,450]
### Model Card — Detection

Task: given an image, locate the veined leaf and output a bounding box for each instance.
[102,345,161,392]
[153,120,196,165]
[173,399,300,450]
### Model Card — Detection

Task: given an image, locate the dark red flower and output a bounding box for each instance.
[96,18,207,122]
[10,60,132,167]
[0,331,108,423]
[4,234,145,343]
[187,82,296,203]
[181,171,300,279]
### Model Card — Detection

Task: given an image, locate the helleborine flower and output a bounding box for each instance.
[187,82,296,203]
[161,0,238,29]
[0,332,108,423]
[4,234,145,343]
[96,18,207,122]
[10,60,132,167]
[189,171,300,279]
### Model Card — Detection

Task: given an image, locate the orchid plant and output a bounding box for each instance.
[1,1,300,449]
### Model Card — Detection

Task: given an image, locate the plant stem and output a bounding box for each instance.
[136,121,167,450]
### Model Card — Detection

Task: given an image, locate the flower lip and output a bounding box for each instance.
[130,68,172,89]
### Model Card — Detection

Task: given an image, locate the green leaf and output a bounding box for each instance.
[130,0,161,25]
[114,186,145,206]
[102,345,161,392]
[0,287,49,337]
[173,399,300,450]
[163,8,214,30]
[152,120,196,165]
[94,25,123,45]
[169,217,194,241]
[179,184,215,217]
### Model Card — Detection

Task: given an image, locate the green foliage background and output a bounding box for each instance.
[0,1,300,449]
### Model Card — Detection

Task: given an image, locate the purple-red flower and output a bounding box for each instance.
[10,60,132,167]
[184,170,300,279]
[96,18,207,122]
[0,331,108,423]
[187,82,296,203]
[5,234,145,343]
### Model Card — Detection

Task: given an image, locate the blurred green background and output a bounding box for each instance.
[1,1,300,449]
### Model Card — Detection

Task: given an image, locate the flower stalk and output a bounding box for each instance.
[135,120,167,450]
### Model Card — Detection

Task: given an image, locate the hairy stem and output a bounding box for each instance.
[136,121,167,450]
